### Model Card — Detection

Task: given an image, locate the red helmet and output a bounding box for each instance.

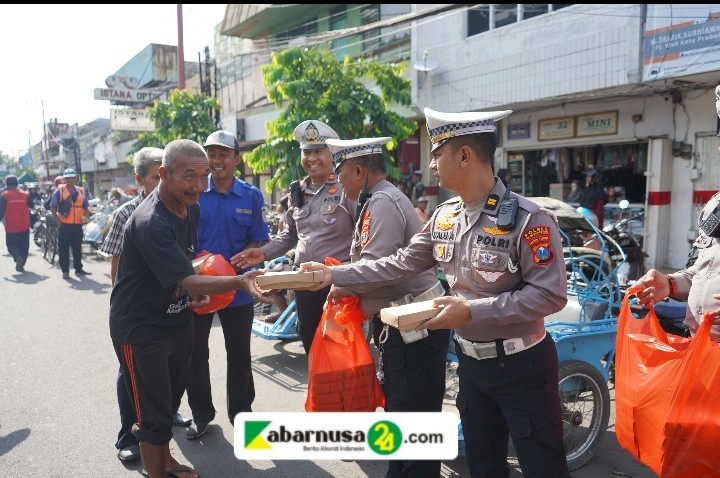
[54,175,64,187]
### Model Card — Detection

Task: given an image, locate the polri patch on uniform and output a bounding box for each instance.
[327,186,338,195]
[360,210,371,247]
[522,225,554,265]
[485,194,499,211]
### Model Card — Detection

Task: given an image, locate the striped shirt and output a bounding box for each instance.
[100,194,143,257]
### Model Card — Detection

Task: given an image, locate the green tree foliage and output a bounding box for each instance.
[128,89,220,161]
[244,47,417,192]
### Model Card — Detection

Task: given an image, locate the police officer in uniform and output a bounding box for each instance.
[634,191,720,336]
[301,108,571,478]
[232,120,354,353]
[635,87,720,337]
[326,137,448,478]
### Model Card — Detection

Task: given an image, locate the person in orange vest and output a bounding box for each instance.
[0,174,33,272]
[49,168,90,279]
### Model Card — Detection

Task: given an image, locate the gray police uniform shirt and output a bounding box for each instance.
[670,191,720,340]
[332,179,568,342]
[344,179,439,317]
[262,173,353,266]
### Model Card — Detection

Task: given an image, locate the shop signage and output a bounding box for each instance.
[538,117,574,141]
[507,122,531,140]
[110,108,155,132]
[94,88,162,103]
[576,111,618,137]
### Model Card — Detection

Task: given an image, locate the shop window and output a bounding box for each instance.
[507,142,647,204]
[468,6,490,36]
[522,4,549,19]
[467,5,575,37]
[494,4,518,28]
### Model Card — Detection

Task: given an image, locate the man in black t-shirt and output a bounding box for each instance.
[110,139,263,478]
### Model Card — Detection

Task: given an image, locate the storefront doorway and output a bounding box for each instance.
[506,141,648,204]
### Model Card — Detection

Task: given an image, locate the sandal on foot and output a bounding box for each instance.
[166,464,199,478]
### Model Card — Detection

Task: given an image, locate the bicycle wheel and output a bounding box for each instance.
[558,360,610,471]
[41,226,50,260]
[48,228,58,265]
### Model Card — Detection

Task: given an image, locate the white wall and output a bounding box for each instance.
[414,4,643,111]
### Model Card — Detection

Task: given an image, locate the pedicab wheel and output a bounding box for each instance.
[558,360,610,471]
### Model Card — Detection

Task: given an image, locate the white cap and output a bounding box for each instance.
[293,120,339,150]
[424,107,512,152]
[204,130,240,151]
[325,137,391,168]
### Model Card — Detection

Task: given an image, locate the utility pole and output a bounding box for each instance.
[177,4,185,90]
[71,124,81,186]
[41,100,49,181]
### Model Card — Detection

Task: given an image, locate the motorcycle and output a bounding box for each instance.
[602,199,646,283]
[83,209,112,249]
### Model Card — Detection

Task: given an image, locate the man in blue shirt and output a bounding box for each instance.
[185,131,269,440]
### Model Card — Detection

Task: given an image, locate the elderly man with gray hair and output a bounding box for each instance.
[110,139,263,478]
[101,146,191,464]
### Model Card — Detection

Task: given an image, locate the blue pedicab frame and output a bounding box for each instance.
[452,197,627,471]
[251,256,301,341]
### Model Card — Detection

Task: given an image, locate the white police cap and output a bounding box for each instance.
[293,120,339,150]
[424,107,512,152]
[204,130,240,152]
[325,137,391,168]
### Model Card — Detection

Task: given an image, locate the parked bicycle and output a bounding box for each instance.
[35,209,59,265]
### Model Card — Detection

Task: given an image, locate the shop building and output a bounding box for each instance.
[413,4,720,270]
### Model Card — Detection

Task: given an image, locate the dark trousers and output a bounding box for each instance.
[5,230,29,263]
[456,334,570,478]
[58,223,83,273]
[294,286,331,354]
[115,367,138,450]
[374,320,450,478]
[187,303,255,425]
[114,320,193,445]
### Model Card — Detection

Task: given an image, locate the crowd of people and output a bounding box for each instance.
[3,98,719,478]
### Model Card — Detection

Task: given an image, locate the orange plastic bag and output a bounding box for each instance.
[615,290,720,477]
[193,253,236,315]
[305,258,385,412]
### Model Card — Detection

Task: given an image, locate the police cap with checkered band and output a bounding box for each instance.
[424,107,513,152]
[325,137,391,169]
[293,120,339,150]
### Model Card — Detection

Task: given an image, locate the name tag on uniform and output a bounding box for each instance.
[235,208,253,215]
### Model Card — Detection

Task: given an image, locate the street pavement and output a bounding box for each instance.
[0,230,658,477]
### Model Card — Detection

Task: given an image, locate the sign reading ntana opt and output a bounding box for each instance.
[235,412,458,460]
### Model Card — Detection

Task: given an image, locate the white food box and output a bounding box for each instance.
[379,299,442,331]
[255,270,325,290]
